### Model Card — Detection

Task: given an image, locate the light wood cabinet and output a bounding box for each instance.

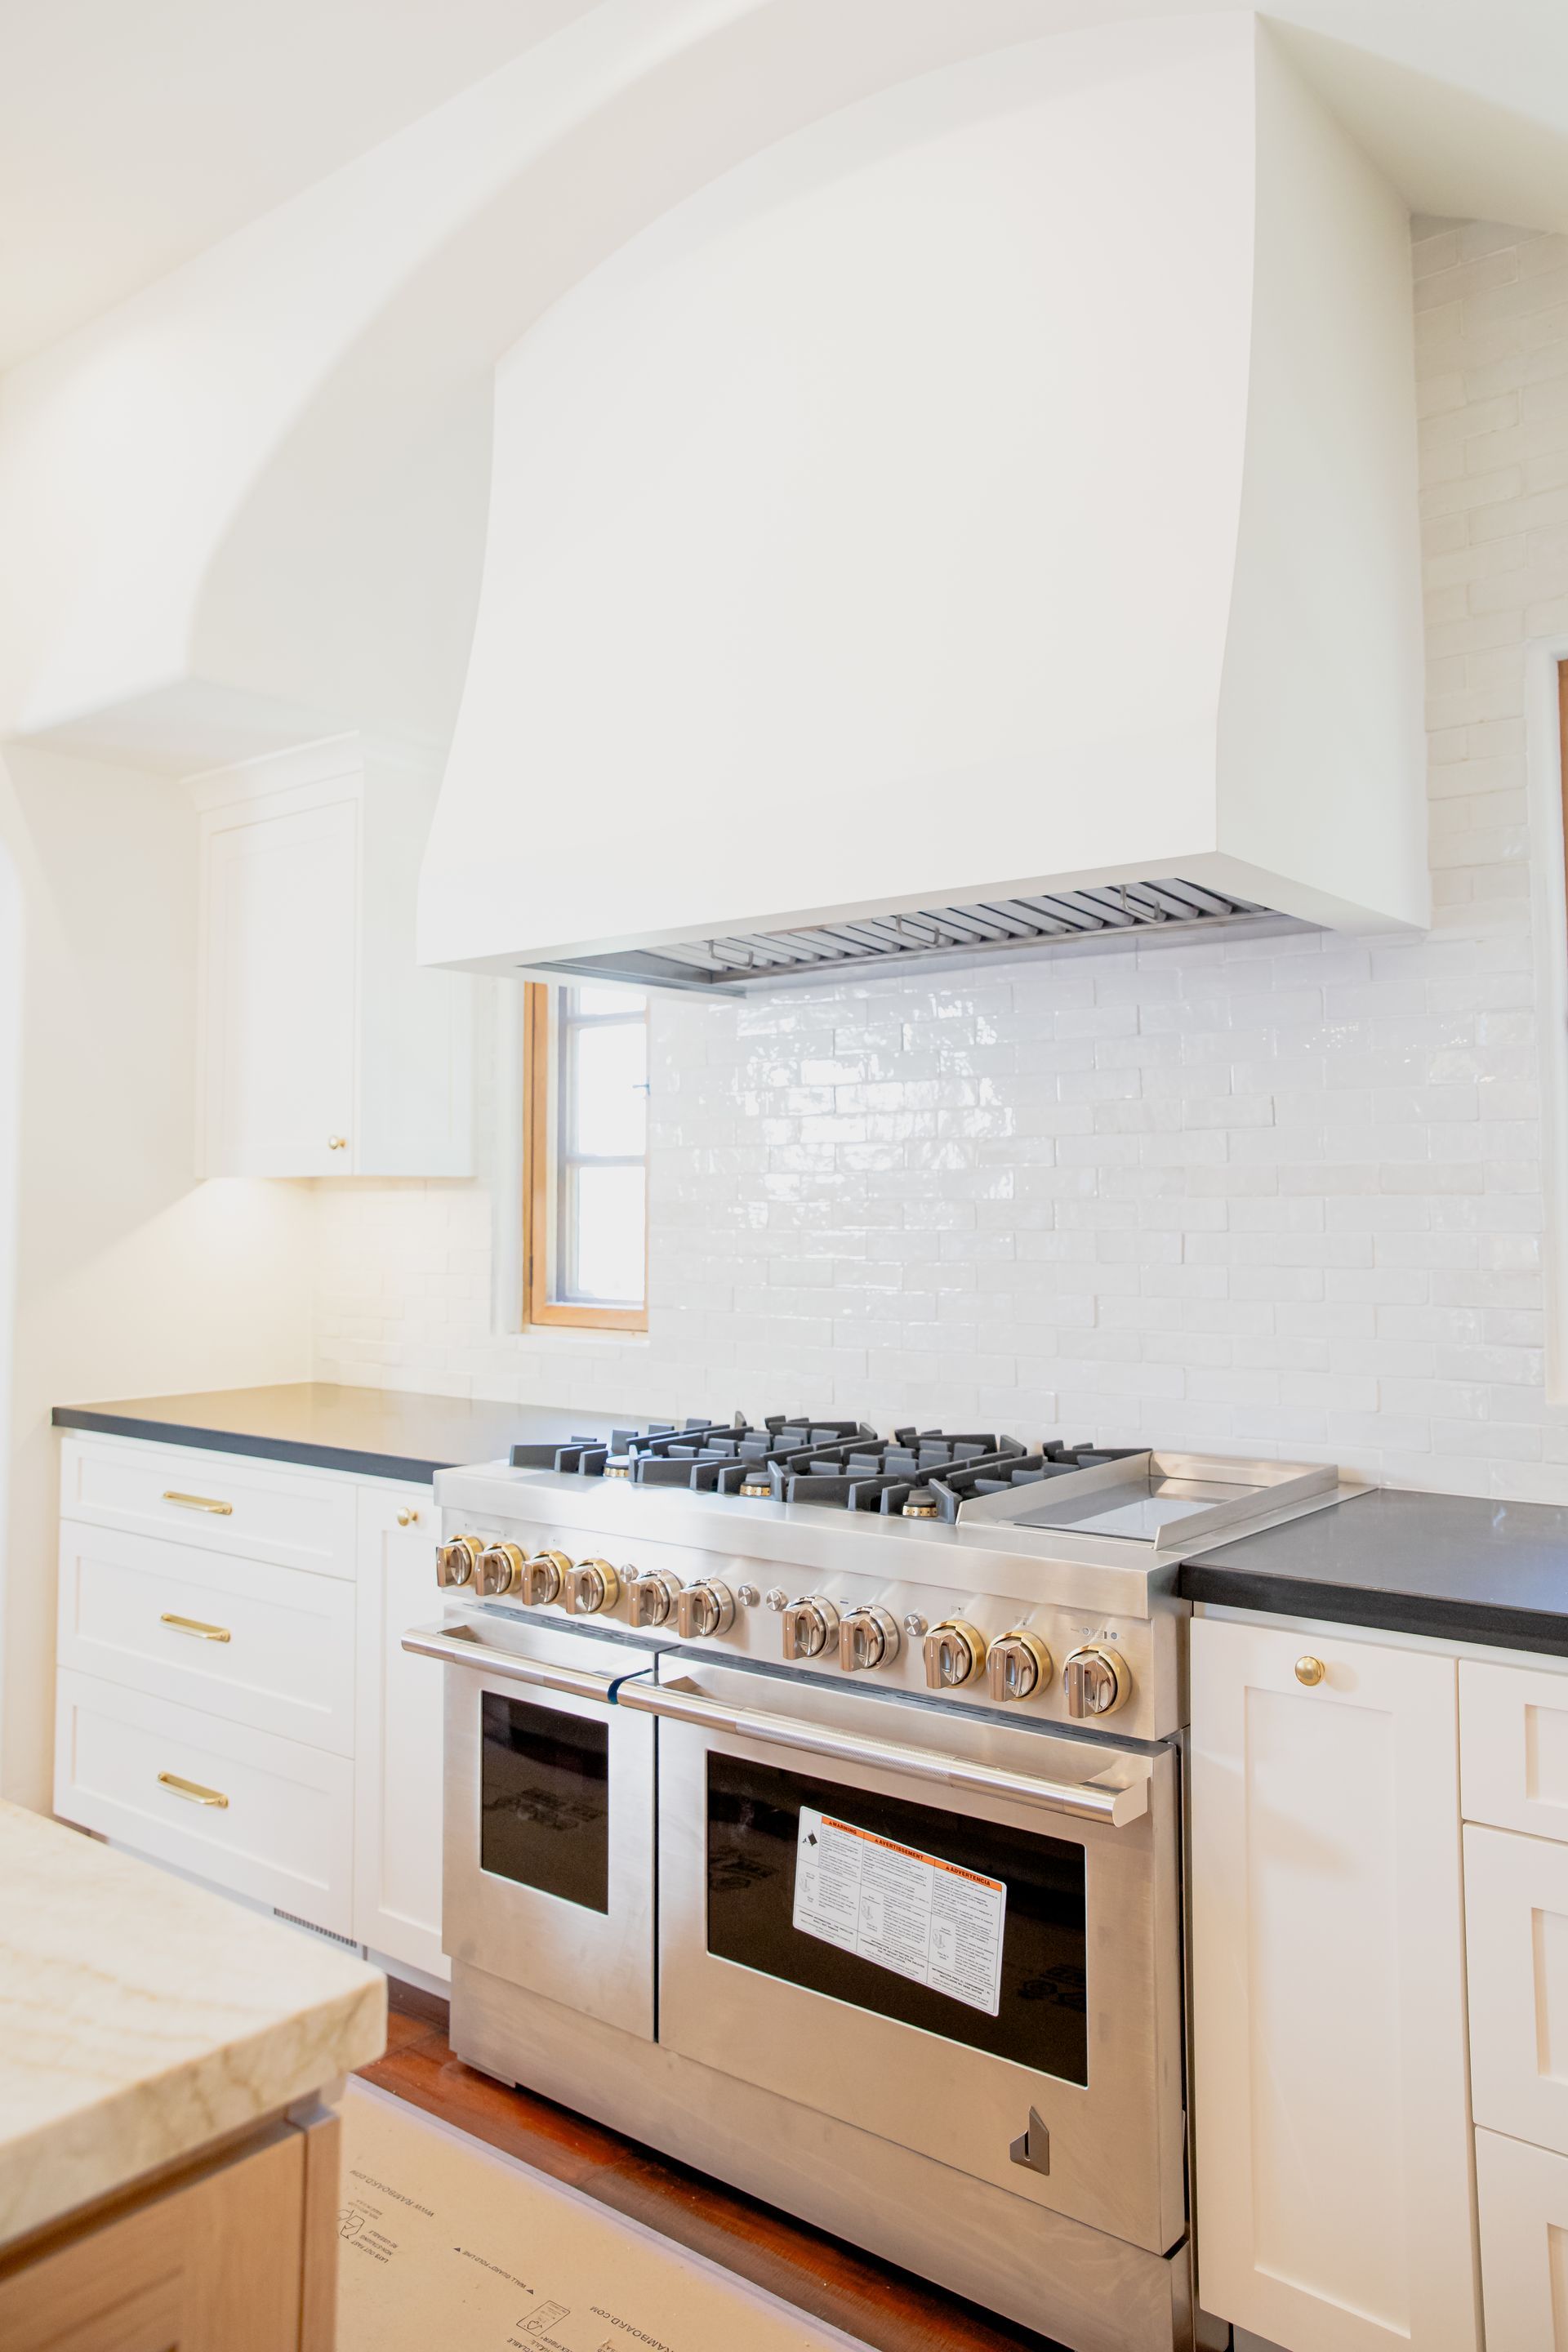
[1190,1615,1478,2352]
[0,2109,339,2352]
[353,1481,449,1979]
[195,737,471,1178]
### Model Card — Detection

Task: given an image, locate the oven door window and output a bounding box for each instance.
[480,1692,610,1913]
[706,1754,1088,2081]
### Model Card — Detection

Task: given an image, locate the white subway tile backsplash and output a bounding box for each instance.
[308,222,1568,1503]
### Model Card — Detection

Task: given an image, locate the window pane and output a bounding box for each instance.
[572,984,647,1018]
[570,1019,648,1157]
[569,1165,645,1303]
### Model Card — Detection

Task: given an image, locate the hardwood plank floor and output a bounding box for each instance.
[362,1980,1071,2352]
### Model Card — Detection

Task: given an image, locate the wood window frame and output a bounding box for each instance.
[523,982,648,1332]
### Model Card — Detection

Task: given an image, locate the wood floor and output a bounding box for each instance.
[362,1978,1070,2352]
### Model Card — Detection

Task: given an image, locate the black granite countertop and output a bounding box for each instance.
[52,1383,648,1485]
[1180,1486,1568,1655]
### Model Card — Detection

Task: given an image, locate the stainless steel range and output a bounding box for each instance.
[405,1414,1363,2352]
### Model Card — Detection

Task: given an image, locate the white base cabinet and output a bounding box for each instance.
[1476,2127,1568,2348]
[54,1434,448,1984]
[1190,1614,1479,2352]
[353,1480,447,1977]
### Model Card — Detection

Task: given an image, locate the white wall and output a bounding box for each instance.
[0,746,312,1806]
[314,219,1568,1505]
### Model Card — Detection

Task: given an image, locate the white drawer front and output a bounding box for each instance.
[1477,2127,1568,2350]
[1468,1822,1568,2156]
[60,1435,355,1576]
[1462,1658,1568,1841]
[54,1669,354,1935]
[57,1522,354,1755]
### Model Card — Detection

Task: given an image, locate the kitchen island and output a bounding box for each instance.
[0,1799,385,2347]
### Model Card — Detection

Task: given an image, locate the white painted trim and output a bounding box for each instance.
[1527,635,1568,1404]
[186,732,362,810]
[491,981,525,1337]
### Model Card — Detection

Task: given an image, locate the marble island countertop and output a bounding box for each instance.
[0,1800,385,2247]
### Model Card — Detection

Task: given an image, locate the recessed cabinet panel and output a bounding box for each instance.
[203,793,358,1178]
[1467,1823,1568,2156]
[1476,2127,1568,2350]
[353,1482,449,1980]
[1190,1616,1477,2352]
[1461,1659,1568,1841]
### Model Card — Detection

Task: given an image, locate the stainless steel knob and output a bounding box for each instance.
[839,1606,901,1673]
[627,1570,683,1628]
[565,1558,620,1616]
[1063,1645,1128,1719]
[922,1619,987,1690]
[987,1630,1052,1704]
[474,1541,527,1598]
[677,1581,736,1639]
[782,1597,839,1661]
[435,1533,486,1588]
[520,1549,571,1607]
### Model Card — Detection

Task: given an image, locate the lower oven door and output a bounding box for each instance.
[625,1658,1183,2253]
[404,1611,657,2040]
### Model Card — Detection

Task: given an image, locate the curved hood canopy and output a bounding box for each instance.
[420,13,1428,990]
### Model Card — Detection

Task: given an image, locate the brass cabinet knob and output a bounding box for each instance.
[327,1135,348,1151]
[396,1507,419,1527]
[1294,1655,1327,1687]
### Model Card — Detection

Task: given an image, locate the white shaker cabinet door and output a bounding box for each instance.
[1467,1823,1568,2155]
[1476,2127,1568,2349]
[1190,1615,1478,2352]
[200,790,358,1177]
[354,1482,449,1980]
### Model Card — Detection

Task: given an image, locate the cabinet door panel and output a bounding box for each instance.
[203,794,358,1177]
[1467,1823,1568,2154]
[1476,2126,1568,2350]
[1190,1616,1477,2352]
[354,1483,448,1977]
[1461,1658,1568,1841]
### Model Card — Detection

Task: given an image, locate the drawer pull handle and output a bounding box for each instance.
[160,1613,231,1643]
[162,1490,234,1517]
[157,1771,229,1808]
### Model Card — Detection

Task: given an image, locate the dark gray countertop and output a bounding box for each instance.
[1180,1486,1568,1655]
[51,1383,647,1485]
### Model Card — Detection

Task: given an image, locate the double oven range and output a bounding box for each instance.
[406,1414,1358,2352]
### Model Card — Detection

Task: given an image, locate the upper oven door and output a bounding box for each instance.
[632,1656,1183,2254]
[408,1610,657,2041]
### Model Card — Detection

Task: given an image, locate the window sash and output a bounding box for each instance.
[525,983,648,1330]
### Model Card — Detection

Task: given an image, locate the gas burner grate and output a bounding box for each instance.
[766,1429,1124,1516]
[510,1414,875,1489]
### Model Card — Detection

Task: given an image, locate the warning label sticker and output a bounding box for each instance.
[791,1806,1006,2017]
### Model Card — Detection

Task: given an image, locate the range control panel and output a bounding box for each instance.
[432,1520,1167,1739]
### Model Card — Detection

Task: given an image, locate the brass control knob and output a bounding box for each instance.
[987,1630,1052,1704]
[521,1550,571,1606]
[782,1597,840,1661]
[435,1534,487,1589]
[627,1570,683,1628]
[565,1558,621,1616]
[1063,1646,1129,1720]
[923,1619,987,1690]
[839,1606,902,1673]
[676,1581,736,1639]
[474,1542,527,1598]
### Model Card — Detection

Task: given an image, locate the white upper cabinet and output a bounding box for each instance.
[197,737,470,1178]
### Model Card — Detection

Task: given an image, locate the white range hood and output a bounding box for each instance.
[418,14,1429,994]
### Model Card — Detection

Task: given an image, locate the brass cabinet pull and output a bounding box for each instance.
[161,1490,234,1517]
[327,1135,348,1151]
[157,1771,229,1808]
[1294,1655,1327,1687]
[160,1612,231,1643]
[396,1507,420,1527]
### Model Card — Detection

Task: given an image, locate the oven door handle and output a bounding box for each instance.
[401,1622,619,1704]
[614,1677,1150,1827]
